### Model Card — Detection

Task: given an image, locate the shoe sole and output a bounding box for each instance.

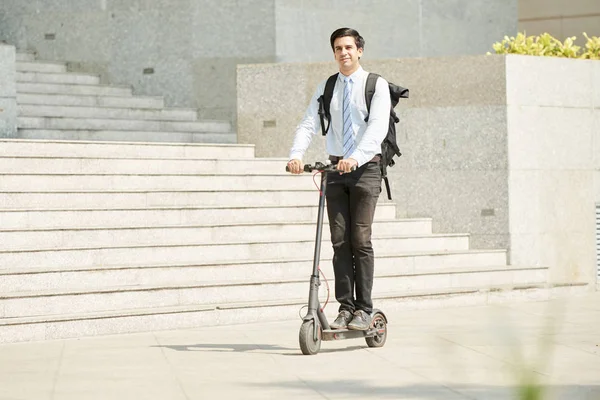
[347,324,369,331]
[330,326,347,330]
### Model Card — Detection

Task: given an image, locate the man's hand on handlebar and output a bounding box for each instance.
[287,159,304,174]
[336,158,358,174]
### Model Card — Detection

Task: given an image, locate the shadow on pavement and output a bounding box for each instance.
[152,343,367,355]
[152,343,294,352]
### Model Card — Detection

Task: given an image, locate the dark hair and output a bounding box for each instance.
[330,28,365,51]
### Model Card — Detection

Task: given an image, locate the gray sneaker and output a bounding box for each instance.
[347,310,371,330]
[330,310,353,330]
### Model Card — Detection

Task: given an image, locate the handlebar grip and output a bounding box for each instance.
[286,162,357,173]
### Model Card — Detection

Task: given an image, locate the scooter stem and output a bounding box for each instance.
[311,172,327,277]
[306,171,330,331]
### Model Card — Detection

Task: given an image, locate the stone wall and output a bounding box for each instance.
[505,55,599,283]
[519,0,600,45]
[274,0,517,61]
[0,0,517,123]
[0,44,17,138]
[0,0,276,121]
[237,54,600,284]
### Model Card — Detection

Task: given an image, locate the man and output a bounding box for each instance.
[287,28,390,330]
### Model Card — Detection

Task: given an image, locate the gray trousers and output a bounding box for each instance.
[325,161,382,314]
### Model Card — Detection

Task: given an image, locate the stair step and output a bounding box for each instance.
[17,93,165,109]
[0,250,508,292]
[16,71,100,85]
[18,116,231,133]
[17,129,236,144]
[18,105,198,122]
[16,61,67,73]
[16,52,35,62]
[0,266,546,319]
[0,189,320,209]
[0,204,397,229]
[0,219,433,251]
[0,139,255,159]
[0,173,340,191]
[0,282,589,344]
[0,156,289,175]
[0,233,470,268]
[16,82,132,96]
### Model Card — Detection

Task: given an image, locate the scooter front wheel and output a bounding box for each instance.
[299,320,321,355]
[365,312,387,348]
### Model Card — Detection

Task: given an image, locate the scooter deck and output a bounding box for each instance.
[322,327,379,341]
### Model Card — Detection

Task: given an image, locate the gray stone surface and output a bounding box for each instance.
[0,44,17,138]
[274,0,422,62]
[361,55,508,108]
[507,106,595,170]
[0,0,517,122]
[519,0,600,45]
[506,55,594,108]
[0,99,18,138]
[238,58,510,251]
[0,292,599,399]
[504,56,598,283]
[594,61,600,110]
[400,106,508,171]
[237,55,599,285]
[421,0,518,57]
[237,61,332,161]
[393,169,510,251]
[595,110,600,204]
[0,0,276,122]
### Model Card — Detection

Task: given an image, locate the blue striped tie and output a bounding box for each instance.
[342,77,354,159]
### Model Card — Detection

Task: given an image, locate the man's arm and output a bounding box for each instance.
[288,83,324,173]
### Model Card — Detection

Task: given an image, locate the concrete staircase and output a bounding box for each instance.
[14,52,235,144]
[0,53,588,344]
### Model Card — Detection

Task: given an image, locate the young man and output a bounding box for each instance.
[287,28,390,330]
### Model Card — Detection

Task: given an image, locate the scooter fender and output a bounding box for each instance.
[302,312,322,342]
[371,309,388,324]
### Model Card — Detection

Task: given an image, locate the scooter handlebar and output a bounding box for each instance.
[286,161,356,173]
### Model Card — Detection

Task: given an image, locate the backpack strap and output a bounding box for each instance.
[364,73,393,200]
[364,73,380,122]
[317,73,338,136]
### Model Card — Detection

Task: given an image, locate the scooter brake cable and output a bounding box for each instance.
[318,267,330,311]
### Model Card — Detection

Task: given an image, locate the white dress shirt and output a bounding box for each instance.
[289,67,391,167]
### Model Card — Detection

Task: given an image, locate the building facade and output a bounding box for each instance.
[0,0,517,123]
[519,0,600,45]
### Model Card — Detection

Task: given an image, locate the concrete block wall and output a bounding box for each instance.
[0,45,17,138]
[238,56,512,253]
[237,55,600,285]
[505,55,599,283]
[275,0,517,61]
[519,0,600,45]
[0,0,276,122]
[0,0,517,123]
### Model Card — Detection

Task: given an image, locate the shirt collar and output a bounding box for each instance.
[338,66,364,83]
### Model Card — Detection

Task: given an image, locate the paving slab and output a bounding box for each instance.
[0,292,599,399]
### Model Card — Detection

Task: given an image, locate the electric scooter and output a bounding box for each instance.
[287,161,388,355]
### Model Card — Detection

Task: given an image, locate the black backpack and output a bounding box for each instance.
[317,73,409,200]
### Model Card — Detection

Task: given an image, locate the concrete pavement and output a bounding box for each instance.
[1,292,599,400]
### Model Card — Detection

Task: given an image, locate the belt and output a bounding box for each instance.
[329,154,381,164]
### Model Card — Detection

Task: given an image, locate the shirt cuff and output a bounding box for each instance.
[289,152,304,161]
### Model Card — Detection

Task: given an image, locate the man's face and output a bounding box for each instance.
[333,36,363,74]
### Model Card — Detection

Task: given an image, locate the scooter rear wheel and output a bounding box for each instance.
[365,312,387,348]
[299,320,321,355]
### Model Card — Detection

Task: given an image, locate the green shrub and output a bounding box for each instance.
[582,33,600,59]
[489,32,600,59]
